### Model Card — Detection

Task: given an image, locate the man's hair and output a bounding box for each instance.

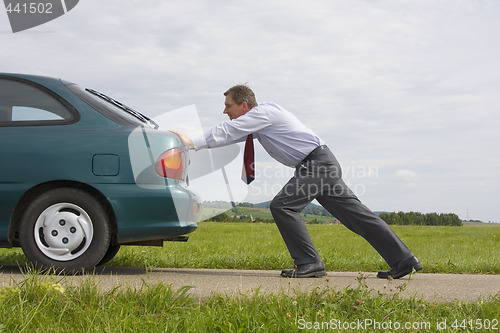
[224,84,258,108]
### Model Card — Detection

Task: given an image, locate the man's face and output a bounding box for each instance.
[223,95,249,120]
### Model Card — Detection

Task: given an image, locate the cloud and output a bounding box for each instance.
[1,0,499,222]
[394,169,418,186]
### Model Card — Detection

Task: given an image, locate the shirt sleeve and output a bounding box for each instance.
[192,106,271,150]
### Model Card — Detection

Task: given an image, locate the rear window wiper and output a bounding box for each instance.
[86,88,159,129]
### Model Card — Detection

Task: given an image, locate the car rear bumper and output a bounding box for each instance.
[94,183,200,244]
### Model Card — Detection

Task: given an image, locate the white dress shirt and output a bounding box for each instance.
[192,102,324,167]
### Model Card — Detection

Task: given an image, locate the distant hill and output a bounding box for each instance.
[254,200,325,211]
[202,200,339,224]
[202,200,469,225]
[255,201,390,216]
[207,201,429,218]
[254,200,334,218]
[374,211,392,216]
[253,201,270,209]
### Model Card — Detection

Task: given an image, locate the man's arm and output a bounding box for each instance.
[170,106,270,151]
[168,130,194,150]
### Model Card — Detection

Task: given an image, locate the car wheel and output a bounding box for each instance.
[97,244,121,266]
[19,188,111,273]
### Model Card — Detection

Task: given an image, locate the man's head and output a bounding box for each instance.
[223,84,257,120]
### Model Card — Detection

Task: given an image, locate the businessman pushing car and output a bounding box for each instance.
[170,84,422,279]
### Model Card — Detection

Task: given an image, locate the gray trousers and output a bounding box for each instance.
[270,146,412,267]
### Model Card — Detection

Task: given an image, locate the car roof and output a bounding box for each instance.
[0,73,149,128]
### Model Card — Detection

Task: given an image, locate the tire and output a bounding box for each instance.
[19,187,111,273]
[96,244,121,266]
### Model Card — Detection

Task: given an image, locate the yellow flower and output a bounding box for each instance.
[0,285,21,298]
[40,282,65,294]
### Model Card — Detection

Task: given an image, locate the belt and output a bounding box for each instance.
[301,145,328,164]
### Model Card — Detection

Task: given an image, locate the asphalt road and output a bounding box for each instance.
[1,265,499,303]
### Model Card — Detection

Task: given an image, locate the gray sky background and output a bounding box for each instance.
[1,0,499,222]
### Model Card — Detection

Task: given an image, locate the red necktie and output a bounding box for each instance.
[242,134,255,184]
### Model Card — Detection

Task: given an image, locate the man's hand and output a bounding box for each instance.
[169,130,194,150]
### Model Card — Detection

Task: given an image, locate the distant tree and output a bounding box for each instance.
[379,211,462,226]
[210,212,231,222]
[237,202,255,208]
[379,213,391,224]
[424,213,439,226]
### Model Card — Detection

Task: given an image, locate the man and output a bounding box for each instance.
[170,85,422,279]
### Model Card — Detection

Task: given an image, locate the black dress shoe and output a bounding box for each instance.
[281,261,326,278]
[377,256,423,279]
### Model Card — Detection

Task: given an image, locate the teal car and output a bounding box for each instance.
[0,73,200,272]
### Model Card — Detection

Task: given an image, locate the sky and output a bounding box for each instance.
[1,0,499,222]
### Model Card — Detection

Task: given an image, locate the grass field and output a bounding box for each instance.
[113,222,499,274]
[115,222,499,274]
[1,223,499,274]
[0,223,499,332]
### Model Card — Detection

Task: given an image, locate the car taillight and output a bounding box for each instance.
[155,148,185,180]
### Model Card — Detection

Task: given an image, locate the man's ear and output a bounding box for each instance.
[242,101,251,113]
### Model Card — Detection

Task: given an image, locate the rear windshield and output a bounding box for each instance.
[66,83,158,129]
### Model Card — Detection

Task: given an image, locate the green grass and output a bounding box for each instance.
[1,223,499,274]
[114,223,499,274]
[0,272,498,332]
[0,224,499,332]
